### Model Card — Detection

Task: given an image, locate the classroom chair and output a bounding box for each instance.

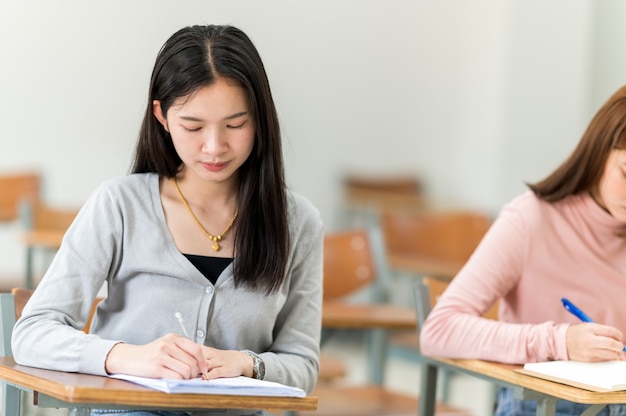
[339,173,426,228]
[316,228,378,387]
[413,276,499,413]
[0,172,78,290]
[0,171,40,222]
[319,226,394,383]
[0,288,102,415]
[381,207,492,399]
[0,172,41,291]
[302,229,470,416]
[381,207,492,281]
[19,199,79,289]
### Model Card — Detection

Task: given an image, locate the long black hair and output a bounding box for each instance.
[132,25,289,294]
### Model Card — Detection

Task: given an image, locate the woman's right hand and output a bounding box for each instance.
[104,333,208,379]
[566,322,625,362]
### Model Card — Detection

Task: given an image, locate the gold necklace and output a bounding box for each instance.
[173,177,238,252]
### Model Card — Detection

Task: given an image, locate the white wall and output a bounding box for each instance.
[1,0,624,278]
[589,0,626,111]
[497,1,594,203]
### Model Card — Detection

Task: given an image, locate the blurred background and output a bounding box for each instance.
[1,0,626,279]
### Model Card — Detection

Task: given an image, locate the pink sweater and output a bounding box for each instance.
[419,191,626,364]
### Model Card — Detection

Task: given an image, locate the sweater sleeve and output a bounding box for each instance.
[419,199,570,364]
[12,182,123,375]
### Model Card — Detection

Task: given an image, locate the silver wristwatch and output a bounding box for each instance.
[242,350,265,380]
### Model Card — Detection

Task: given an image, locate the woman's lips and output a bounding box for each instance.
[202,161,228,172]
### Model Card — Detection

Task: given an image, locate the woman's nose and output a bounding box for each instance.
[201,129,227,154]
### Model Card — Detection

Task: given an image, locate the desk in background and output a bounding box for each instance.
[321,301,416,385]
[20,200,77,289]
[22,229,65,289]
[0,356,317,416]
[386,253,461,281]
[419,355,626,416]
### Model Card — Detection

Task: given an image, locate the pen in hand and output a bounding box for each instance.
[561,297,626,352]
[174,312,209,379]
[174,312,191,339]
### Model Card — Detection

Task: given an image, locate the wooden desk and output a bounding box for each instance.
[419,355,626,416]
[21,229,65,289]
[321,301,416,385]
[387,253,461,281]
[20,201,77,289]
[0,356,317,415]
[322,301,416,329]
[22,229,64,249]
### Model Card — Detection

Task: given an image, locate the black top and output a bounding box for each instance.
[183,254,233,285]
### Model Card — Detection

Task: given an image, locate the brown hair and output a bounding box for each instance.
[529,85,626,201]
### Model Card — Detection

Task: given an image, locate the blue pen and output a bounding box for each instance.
[561,297,626,352]
[561,298,594,322]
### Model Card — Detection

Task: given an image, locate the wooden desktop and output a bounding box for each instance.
[419,355,626,416]
[0,356,317,415]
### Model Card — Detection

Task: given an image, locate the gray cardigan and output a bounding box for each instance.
[12,173,324,393]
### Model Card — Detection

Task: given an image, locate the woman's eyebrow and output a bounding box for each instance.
[179,115,204,122]
[225,111,248,120]
[179,111,248,122]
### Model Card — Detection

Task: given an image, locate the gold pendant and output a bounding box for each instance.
[212,242,220,251]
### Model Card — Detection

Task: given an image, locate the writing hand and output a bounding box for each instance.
[105,333,208,379]
[566,322,626,362]
[200,346,255,380]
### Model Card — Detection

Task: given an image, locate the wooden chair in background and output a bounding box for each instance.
[309,228,417,415]
[322,228,379,304]
[20,200,78,289]
[306,229,469,416]
[381,208,492,350]
[414,277,498,325]
[1,288,102,415]
[0,172,41,291]
[0,172,40,222]
[380,209,492,402]
[317,228,378,387]
[413,277,499,411]
[343,174,422,199]
[340,173,426,228]
[0,171,78,289]
[381,208,492,281]
[12,288,101,332]
[319,226,418,387]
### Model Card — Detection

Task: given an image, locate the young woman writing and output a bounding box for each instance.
[12,25,324,416]
[420,85,626,416]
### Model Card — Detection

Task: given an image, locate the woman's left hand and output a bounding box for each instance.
[200,347,254,380]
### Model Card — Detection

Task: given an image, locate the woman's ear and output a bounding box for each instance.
[153,100,169,132]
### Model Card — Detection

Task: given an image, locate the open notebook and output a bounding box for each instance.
[111,374,306,397]
[518,360,626,392]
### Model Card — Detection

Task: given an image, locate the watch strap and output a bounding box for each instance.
[241,349,265,380]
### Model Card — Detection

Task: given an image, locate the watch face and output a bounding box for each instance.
[257,359,266,379]
[244,350,265,380]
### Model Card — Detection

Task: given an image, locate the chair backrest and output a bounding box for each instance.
[413,276,499,330]
[342,174,426,216]
[323,229,378,301]
[0,172,40,222]
[381,208,492,276]
[344,173,422,196]
[0,288,102,356]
